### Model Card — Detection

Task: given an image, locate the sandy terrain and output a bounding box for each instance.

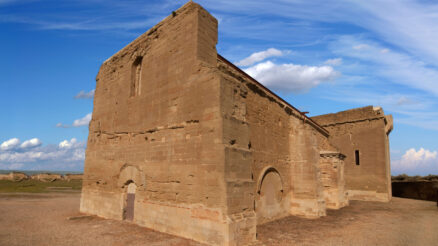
[0,193,436,246]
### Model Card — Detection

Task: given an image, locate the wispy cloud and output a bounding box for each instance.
[74,89,95,99]
[317,34,438,131]
[236,48,284,67]
[37,19,158,31]
[56,113,92,128]
[321,87,438,131]
[324,58,342,66]
[351,0,438,67]
[0,0,21,6]
[0,14,160,32]
[330,36,438,97]
[201,0,438,64]
[0,0,171,36]
[352,44,369,50]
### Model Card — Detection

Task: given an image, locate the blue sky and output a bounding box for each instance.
[1,0,437,175]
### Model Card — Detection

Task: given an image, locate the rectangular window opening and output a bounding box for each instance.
[355,150,360,165]
[130,56,143,97]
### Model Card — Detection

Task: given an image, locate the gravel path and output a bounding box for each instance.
[0,193,436,246]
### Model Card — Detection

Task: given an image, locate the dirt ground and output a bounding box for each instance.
[0,193,436,246]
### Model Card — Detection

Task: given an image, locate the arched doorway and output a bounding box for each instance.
[256,168,283,224]
[124,182,137,221]
[118,165,144,221]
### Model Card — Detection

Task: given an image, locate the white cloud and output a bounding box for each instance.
[57,113,92,128]
[403,148,437,162]
[396,96,415,106]
[0,138,86,171]
[392,148,438,175]
[59,138,77,149]
[353,44,369,50]
[324,58,342,66]
[20,138,42,149]
[0,138,20,151]
[73,113,92,127]
[74,89,95,99]
[244,60,339,93]
[236,48,284,66]
[56,123,67,128]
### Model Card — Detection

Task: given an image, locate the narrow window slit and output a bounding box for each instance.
[355,150,360,165]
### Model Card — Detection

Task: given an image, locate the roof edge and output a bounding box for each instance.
[217,54,329,137]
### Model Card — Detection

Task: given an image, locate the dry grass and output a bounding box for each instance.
[392,174,438,182]
[0,179,82,193]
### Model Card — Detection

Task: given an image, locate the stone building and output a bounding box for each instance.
[312,106,393,202]
[80,2,393,245]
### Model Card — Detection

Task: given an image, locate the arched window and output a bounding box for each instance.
[130,56,143,97]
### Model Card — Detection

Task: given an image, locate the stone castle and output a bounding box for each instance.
[80,2,393,245]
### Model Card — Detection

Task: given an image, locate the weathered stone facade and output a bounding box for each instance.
[80,2,392,245]
[312,106,393,202]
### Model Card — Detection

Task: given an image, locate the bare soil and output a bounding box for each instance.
[0,193,436,246]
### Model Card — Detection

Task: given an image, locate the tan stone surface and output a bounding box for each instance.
[80,2,393,245]
[319,151,348,209]
[217,57,330,222]
[312,106,393,202]
[81,2,233,245]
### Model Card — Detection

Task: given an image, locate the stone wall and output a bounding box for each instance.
[217,57,332,222]
[319,151,348,209]
[80,1,360,245]
[80,2,239,245]
[312,106,393,202]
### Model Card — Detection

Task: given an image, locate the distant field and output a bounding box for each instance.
[0,179,82,193]
[0,169,82,175]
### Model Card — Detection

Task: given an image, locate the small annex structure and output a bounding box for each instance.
[312,106,393,202]
[80,2,393,245]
